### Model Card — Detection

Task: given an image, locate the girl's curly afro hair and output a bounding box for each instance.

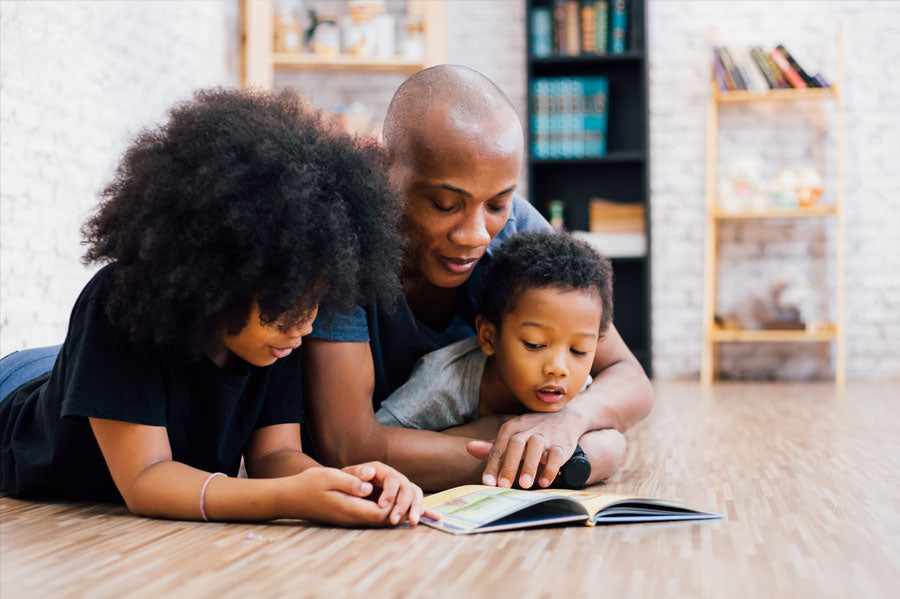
[82,87,404,355]
[478,231,613,336]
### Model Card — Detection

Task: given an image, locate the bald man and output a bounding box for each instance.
[303,65,653,492]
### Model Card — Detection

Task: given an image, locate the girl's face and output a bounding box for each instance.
[477,287,602,413]
[389,105,523,289]
[218,303,318,367]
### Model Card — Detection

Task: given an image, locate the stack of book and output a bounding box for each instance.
[531,0,630,58]
[572,199,646,258]
[713,44,829,92]
[531,76,609,159]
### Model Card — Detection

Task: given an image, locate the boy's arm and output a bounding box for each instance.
[477,323,653,489]
[302,337,488,490]
[89,418,428,525]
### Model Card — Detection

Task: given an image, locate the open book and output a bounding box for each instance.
[422,485,721,535]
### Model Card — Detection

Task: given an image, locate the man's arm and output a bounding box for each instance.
[301,337,488,491]
[478,323,653,489]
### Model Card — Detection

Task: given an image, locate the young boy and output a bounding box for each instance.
[375,231,626,488]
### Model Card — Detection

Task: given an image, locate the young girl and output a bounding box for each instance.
[0,88,434,527]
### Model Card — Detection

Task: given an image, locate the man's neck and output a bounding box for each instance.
[478,355,526,417]
[402,269,458,331]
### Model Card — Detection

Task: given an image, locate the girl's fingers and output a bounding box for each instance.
[326,468,373,497]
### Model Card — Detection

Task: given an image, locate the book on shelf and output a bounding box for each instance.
[769,48,807,89]
[712,43,830,92]
[610,0,628,54]
[531,75,608,159]
[529,0,620,58]
[531,6,553,58]
[422,485,721,535]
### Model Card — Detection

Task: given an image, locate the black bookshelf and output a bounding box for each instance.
[525,0,651,375]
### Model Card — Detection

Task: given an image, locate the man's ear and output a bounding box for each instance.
[476,315,498,356]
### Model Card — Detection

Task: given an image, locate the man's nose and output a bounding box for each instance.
[448,207,491,248]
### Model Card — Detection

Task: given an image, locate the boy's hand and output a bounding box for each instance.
[341,461,439,525]
[468,410,584,489]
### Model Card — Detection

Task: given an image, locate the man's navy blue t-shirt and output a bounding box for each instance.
[308,194,552,410]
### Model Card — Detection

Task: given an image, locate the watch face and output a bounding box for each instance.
[563,457,591,488]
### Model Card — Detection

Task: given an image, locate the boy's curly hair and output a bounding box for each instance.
[82,87,403,355]
[479,232,613,335]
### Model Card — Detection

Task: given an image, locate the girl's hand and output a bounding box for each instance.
[341,461,440,525]
[284,463,438,526]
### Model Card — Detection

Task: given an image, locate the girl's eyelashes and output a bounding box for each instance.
[487,202,510,214]
[522,341,544,350]
[570,348,590,357]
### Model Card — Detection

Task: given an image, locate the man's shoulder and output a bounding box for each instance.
[489,194,552,253]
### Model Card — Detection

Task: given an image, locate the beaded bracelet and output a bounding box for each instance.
[199,472,227,522]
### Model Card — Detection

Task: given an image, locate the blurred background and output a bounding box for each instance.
[1,0,897,382]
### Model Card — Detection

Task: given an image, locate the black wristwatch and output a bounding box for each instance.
[558,443,591,489]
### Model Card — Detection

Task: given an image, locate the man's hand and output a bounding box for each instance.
[467,410,585,489]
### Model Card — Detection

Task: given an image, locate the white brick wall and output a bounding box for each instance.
[0,0,236,355]
[2,0,897,381]
[648,0,900,380]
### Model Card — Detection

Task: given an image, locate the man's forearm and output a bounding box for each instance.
[571,360,653,433]
[332,423,485,491]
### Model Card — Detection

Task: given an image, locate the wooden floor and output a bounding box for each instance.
[2,381,899,598]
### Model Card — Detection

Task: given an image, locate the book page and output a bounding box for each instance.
[424,485,586,532]
[530,489,637,516]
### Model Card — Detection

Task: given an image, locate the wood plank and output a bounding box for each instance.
[3,381,899,597]
[272,53,427,75]
[714,205,837,220]
[713,85,838,103]
[709,325,836,343]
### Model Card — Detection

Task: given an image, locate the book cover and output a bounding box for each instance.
[713,47,737,91]
[595,0,609,54]
[580,0,597,54]
[565,0,581,56]
[531,6,553,58]
[583,76,608,157]
[712,51,730,91]
[570,77,586,158]
[422,485,721,535]
[769,48,807,88]
[749,47,779,89]
[548,78,562,158]
[775,44,818,87]
[554,0,567,56]
[610,0,627,54]
[757,47,790,88]
[717,46,746,90]
[531,79,551,159]
[782,44,829,87]
[733,45,769,92]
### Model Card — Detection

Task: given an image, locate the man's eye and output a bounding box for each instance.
[570,348,590,357]
[431,199,455,212]
[523,341,544,350]
[487,202,509,214]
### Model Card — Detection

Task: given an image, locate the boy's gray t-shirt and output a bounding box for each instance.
[375,337,486,431]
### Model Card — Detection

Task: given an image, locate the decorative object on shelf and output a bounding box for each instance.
[548,199,566,232]
[701,28,845,385]
[241,0,446,88]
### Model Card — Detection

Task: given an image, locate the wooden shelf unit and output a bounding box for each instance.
[701,31,846,385]
[526,0,652,376]
[241,0,446,88]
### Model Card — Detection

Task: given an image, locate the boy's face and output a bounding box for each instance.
[220,302,317,367]
[388,104,523,289]
[478,287,602,413]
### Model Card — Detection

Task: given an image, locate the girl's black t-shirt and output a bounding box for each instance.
[0,265,304,501]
